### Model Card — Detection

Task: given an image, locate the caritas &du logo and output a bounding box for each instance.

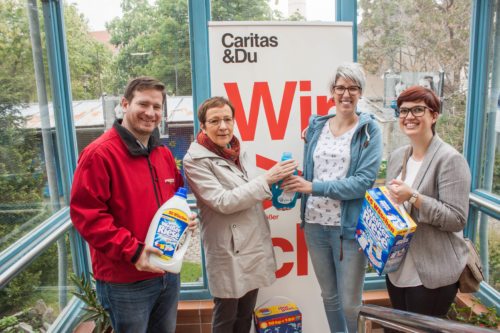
[221,32,278,63]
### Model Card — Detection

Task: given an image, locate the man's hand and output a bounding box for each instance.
[134,245,165,273]
[188,212,199,231]
[135,213,198,273]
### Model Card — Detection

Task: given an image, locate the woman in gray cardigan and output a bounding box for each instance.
[183,96,297,333]
[385,85,471,319]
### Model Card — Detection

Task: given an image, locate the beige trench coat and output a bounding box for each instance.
[183,142,277,298]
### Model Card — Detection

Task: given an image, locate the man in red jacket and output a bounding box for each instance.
[70,76,196,333]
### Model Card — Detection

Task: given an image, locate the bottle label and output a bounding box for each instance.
[277,191,295,204]
[153,208,188,260]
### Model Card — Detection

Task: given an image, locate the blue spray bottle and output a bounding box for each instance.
[271,152,298,210]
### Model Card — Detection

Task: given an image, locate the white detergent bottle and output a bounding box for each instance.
[145,187,192,273]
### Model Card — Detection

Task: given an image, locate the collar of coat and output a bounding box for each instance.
[188,141,230,159]
[401,134,444,187]
[188,142,249,179]
[304,111,375,146]
[113,119,162,156]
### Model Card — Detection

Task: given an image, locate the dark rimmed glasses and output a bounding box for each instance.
[333,85,362,95]
[396,105,434,118]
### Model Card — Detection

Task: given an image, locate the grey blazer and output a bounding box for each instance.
[386,135,471,289]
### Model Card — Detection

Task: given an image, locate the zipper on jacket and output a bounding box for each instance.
[147,157,161,208]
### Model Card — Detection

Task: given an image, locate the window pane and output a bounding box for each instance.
[181,228,203,284]
[482,213,500,293]
[0,0,64,252]
[0,233,74,330]
[210,0,334,22]
[359,0,472,154]
[482,0,500,196]
[64,2,112,151]
[472,211,499,293]
[66,0,204,287]
[66,0,194,149]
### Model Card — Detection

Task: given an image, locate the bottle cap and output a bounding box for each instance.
[175,187,188,199]
[282,152,293,160]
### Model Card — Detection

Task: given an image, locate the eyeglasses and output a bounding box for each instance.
[396,105,434,118]
[205,117,234,127]
[333,85,361,95]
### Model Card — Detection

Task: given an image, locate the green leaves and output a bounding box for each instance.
[358,0,471,152]
[70,274,112,333]
[0,315,19,331]
[105,0,274,96]
[359,0,470,81]
[64,3,113,99]
[448,299,500,329]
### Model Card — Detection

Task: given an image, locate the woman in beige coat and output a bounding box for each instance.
[183,96,297,333]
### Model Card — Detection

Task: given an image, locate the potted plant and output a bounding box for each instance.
[71,274,112,333]
[447,298,500,329]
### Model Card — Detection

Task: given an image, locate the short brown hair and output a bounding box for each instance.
[123,76,166,104]
[330,62,366,93]
[397,85,441,134]
[197,96,235,124]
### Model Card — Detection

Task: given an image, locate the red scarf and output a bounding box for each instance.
[197,131,241,167]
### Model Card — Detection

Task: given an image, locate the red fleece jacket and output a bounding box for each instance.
[70,124,183,283]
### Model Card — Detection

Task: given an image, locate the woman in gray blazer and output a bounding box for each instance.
[183,97,297,333]
[385,85,471,318]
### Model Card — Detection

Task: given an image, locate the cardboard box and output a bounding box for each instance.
[254,302,302,333]
[356,186,417,275]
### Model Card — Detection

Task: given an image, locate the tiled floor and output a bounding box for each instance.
[173,290,392,333]
[74,291,479,332]
[175,300,213,333]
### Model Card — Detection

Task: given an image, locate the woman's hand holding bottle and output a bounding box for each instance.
[265,159,298,185]
[281,175,313,194]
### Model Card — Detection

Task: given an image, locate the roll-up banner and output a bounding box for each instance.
[209,21,353,332]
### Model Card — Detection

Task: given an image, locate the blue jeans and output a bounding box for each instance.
[96,274,180,333]
[304,223,367,333]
